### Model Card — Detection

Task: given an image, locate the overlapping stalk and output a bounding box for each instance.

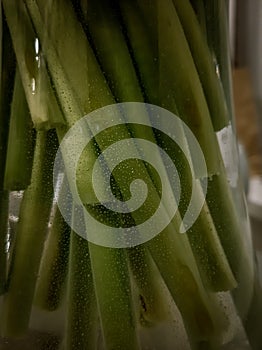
[0,0,261,349]
[0,11,16,294]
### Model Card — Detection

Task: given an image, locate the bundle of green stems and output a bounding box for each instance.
[0,0,261,349]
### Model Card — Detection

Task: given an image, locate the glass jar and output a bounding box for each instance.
[0,1,261,349]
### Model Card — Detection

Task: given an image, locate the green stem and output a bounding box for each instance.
[136,0,158,47]
[0,11,16,190]
[206,175,254,319]
[79,0,164,153]
[65,231,98,350]
[172,0,230,131]
[34,204,70,311]
[0,130,58,337]
[88,243,141,350]
[154,123,236,292]
[189,0,207,38]
[187,201,237,292]
[118,0,159,104]
[81,0,160,150]
[201,0,234,120]
[4,67,35,191]
[82,0,144,103]
[32,0,114,119]
[2,0,65,130]
[147,223,228,348]
[0,11,15,295]
[158,0,221,177]
[127,246,170,325]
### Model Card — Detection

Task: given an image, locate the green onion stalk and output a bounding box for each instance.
[0,8,16,294]
[0,0,261,349]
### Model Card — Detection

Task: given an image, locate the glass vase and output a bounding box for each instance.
[0,1,261,349]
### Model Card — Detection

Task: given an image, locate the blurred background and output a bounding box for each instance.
[229,0,262,282]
